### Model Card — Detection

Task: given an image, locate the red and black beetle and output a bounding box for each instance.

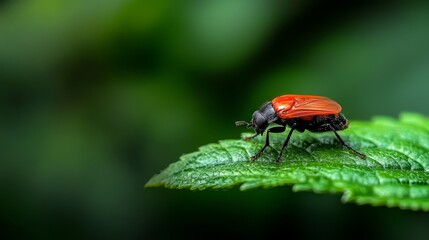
[236,94,366,162]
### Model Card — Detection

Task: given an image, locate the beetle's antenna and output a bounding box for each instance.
[235,121,249,126]
[235,121,253,129]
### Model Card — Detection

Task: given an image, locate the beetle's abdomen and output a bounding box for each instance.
[308,114,348,132]
[283,114,349,133]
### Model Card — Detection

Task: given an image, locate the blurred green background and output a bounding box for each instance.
[1,0,429,239]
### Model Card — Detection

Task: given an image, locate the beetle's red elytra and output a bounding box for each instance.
[235,94,366,163]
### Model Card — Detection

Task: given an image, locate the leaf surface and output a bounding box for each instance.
[146,113,429,211]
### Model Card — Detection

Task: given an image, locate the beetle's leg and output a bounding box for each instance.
[244,132,259,141]
[328,124,366,159]
[250,126,285,161]
[276,123,296,163]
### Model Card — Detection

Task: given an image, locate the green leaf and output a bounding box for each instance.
[146,113,429,211]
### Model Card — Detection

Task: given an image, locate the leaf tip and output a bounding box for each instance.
[144,174,164,188]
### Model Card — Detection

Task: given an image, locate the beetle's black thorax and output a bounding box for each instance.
[257,102,278,122]
[275,114,349,133]
[251,102,278,134]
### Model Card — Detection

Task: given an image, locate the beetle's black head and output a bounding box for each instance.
[235,102,277,135]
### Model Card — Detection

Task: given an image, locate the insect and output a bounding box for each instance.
[235,94,366,163]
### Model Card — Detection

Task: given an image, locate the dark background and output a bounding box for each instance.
[1,0,429,239]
